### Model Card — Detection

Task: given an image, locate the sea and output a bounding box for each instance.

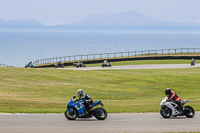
[0,32,200,67]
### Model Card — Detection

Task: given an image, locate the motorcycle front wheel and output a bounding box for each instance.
[183,106,195,118]
[94,107,107,120]
[160,107,172,118]
[64,109,78,120]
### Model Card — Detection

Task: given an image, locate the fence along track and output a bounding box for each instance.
[33,48,200,67]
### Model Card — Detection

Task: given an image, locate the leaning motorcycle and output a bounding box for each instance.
[102,63,111,67]
[64,96,107,120]
[160,97,195,118]
[55,61,64,68]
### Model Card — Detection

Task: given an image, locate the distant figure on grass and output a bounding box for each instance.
[191,58,195,66]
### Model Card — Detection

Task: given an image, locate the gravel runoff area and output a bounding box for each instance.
[0,112,200,133]
[59,64,199,70]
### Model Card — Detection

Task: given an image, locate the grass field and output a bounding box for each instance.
[0,61,200,113]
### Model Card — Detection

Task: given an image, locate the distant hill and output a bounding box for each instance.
[50,11,200,32]
[0,18,43,26]
[68,11,199,27]
[0,18,44,31]
[1,11,200,32]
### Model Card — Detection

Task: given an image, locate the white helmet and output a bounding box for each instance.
[77,89,84,97]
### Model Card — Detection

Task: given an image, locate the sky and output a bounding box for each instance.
[0,0,200,25]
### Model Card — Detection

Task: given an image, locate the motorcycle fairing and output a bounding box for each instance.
[74,100,85,116]
[182,99,189,105]
[92,101,101,107]
[166,102,180,116]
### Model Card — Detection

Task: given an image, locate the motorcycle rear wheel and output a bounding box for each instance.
[64,109,78,120]
[94,107,107,120]
[160,107,172,118]
[183,106,195,118]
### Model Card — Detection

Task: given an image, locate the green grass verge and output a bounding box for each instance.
[0,65,200,113]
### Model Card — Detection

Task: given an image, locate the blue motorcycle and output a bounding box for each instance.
[64,96,107,120]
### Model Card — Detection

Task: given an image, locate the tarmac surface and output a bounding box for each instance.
[61,64,199,70]
[0,112,200,133]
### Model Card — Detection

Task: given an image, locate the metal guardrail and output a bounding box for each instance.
[33,48,200,66]
[0,63,14,67]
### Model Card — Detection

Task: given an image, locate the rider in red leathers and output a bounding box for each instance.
[165,88,182,111]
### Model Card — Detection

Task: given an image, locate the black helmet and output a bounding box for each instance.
[165,88,171,95]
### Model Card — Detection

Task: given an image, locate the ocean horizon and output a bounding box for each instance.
[0,32,200,67]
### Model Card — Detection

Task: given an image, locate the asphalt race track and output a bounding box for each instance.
[60,64,199,70]
[0,112,200,133]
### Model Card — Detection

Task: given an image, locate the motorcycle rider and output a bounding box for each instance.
[103,60,108,64]
[103,60,110,66]
[165,88,182,112]
[77,61,84,67]
[191,58,195,65]
[27,61,33,67]
[77,89,93,115]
